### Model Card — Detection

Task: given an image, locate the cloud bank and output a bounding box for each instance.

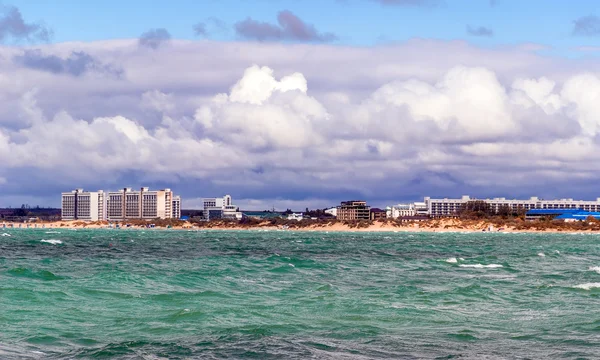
[235,10,337,42]
[1,39,600,208]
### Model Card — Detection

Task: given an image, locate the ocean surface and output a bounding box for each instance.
[1,229,600,359]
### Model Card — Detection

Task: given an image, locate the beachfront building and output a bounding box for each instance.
[172,196,181,219]
[105,187,176,221]
[202,195,242,220]
[424,195,600,217]
[337,201,371,221]
[287,213,304,221]
[370,208,386,221]
[325,207,337,218]
[61,189,106,221]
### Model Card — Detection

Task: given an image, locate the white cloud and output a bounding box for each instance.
[2,39,600,207]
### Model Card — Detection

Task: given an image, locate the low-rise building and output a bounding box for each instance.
[287,213,304,221]
[424,195,600,217]
[61,189,105,221]
[370,208,386,221]
[325,207,337,218]
[202,195,242,220]
[337,201,370,221]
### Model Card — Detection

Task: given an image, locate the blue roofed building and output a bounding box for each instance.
[526,209,600,221]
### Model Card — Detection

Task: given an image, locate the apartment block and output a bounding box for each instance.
[105,187,175,221]
[61,189,105,221]
[337,200,371,221]
[172,196,181,219]
[202,195,242,220]
[424,195,600,217]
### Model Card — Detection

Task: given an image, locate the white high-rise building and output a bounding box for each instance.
[105,187,175,221]
[61,189,105,221]
[172,196,181,219]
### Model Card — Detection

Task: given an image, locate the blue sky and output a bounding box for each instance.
[8,0,600,53]
[2,0,600,209]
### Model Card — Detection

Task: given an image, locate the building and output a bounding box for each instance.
[61,189,105,221]
[172,196,181,219]
[525,209,600,222]
[202,195,242,220]
[287,213,304,221]
[337,201,371,221]
[106,187,175,221]
[370,208,386,221]
[424,195,600,217]
[325,207,337,218]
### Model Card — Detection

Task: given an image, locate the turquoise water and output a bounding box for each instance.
[1,229,600,359]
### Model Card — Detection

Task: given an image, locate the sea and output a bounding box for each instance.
[1,229,600,359]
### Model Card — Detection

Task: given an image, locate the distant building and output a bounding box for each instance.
[202,195,242,220]
[61,189,105,221]
[425,195,600,217]
[325,207,337,218]
[287,213,304,221]
[172,196,181,219]
[370,208,386,221]
[105,187,176,221]
[337,201,370,221]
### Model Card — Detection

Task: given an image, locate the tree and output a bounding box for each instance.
[458,200,492,219]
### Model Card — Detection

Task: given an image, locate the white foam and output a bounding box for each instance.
[1,233,11,237]
[459,258,465,261]
[45,231,60,234]
[288,263,295,267]
[41,239,62,245]
[554,250,560,254]
[538,252,546,257]
[573,283,600,290]
[445,257,458,263]
[588,266,600,274]
[459,264,503,269]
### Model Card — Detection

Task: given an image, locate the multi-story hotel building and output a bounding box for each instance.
[336,200,371,221]
[61,189,105,221]
[106,187,175,221]
[172,196,181,219]
[424,195,600,217]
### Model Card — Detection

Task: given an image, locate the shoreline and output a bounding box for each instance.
[3,219,600,234]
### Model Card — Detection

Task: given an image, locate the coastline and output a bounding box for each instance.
[3,219,600,234]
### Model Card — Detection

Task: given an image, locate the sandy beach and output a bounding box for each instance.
[3,218,598,234]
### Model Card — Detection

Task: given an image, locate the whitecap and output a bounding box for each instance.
[459,258,465,261]
[538,252,545,257]
[1,233,11,237]
[459,264,503,269]
[445,257,458,263]
[41,239,62,245]
[573,283,600,290]
[45,231,60,234]
[288,263,295,267]
[554,250,560,254]
[588,266,600,274]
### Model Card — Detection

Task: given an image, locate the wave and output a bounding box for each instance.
[446,257,458,263]
[459,264,503,269]
[45,231,61,234]
[41,239,62,245]
[573,283,600,290]
[1,233,11,237]
[588,266,600,274]
[538,253,545,257]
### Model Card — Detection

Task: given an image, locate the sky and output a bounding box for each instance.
[0,0,600,210]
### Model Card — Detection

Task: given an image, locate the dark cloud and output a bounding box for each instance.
[139,28,171,49]
[371,0,441,6]
[467,25,494,37]
[193,23,207,36]
[0,5,51,43]
[572,15,600,36]
[235,10,337,42]
[13,49,123,77]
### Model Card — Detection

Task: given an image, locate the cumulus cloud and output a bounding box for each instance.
[0,5,51,43]
[235,10,337,42]
[467,25,494,37]
[13,49,123,77]
[2,39,600,208]
[139,28,171,49]
[572,15,600,36]
[193,23,207,37]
